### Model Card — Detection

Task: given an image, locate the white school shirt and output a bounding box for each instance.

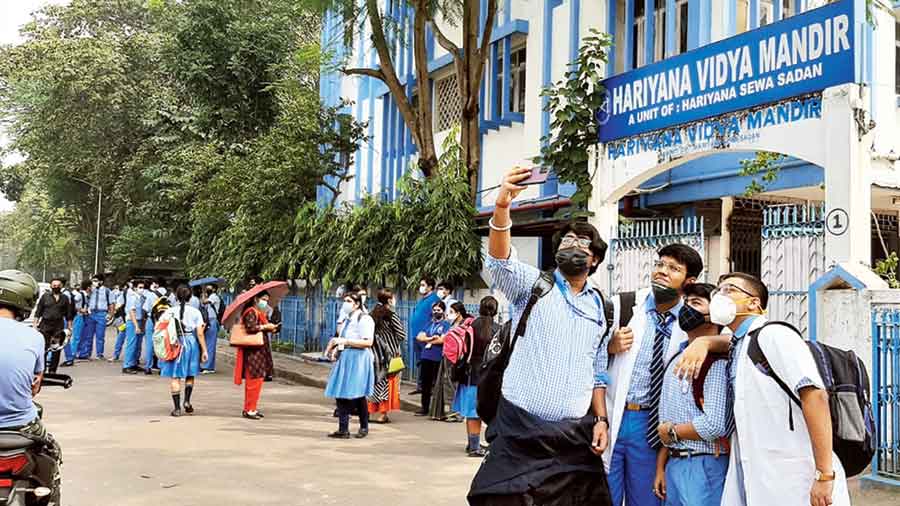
[722,316,849,506]
[342,311,374,342]
[602,288,688,470]
[166,304,205,335]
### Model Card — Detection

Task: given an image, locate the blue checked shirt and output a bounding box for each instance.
[626,294,683,405]
[660,341,733,453]
[487,249,609,422]
[89,286,112,313]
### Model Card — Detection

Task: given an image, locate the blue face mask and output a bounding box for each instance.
[257,300,269,311]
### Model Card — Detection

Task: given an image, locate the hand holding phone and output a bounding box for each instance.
[518,166,550,186]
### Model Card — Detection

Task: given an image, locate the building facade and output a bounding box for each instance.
[322,0,900,335]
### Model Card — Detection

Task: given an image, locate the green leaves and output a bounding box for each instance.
[536,29,612,209]
[738,151,787,197]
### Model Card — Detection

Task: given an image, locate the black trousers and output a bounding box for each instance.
[38,322,64,374]
[336,397,368,432]
[419,359,441,412]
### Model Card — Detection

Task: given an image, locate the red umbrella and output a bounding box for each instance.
[221,281,289,329]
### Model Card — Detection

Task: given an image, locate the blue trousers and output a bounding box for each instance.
[201,319,219,371]
[123,320,142,369]
[664,454,728,506]
[609,409,662,506]
[114,326,126,359]
[65,315,84,361]
[143,318,157,371]
[79,311,107,358]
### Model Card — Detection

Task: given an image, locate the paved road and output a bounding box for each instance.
[38,337,900,505]
[43,355,481,506]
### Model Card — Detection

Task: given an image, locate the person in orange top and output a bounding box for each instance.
[232,291,278,419]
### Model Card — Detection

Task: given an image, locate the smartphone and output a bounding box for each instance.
[519,166,550,186]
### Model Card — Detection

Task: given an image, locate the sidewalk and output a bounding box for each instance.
[215,340,425,413]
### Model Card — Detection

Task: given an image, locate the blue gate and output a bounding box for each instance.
[872,307,900,484]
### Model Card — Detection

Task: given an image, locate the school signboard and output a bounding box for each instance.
[596,0,857,143]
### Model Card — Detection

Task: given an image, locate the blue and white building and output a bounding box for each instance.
[322,0,900,324]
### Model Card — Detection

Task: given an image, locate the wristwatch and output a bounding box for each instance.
[815,470,836,482]
[668,424,680,444]
[595,416,609,427]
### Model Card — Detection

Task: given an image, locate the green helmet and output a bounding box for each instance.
[0,270,39,314]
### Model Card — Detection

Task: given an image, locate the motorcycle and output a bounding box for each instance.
[0,373,71,506]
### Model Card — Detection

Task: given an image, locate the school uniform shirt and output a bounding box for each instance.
[142,290,160,318]
[206,293,222,321]
[603,288,688,469]
[125,290,145,320]
[169,304,204,335]
[659,340,732,454]
[188,295,200,310]
[419,320,450,362]
[88,286,113,313]
[72,291,87,313]
[722,316,849,506]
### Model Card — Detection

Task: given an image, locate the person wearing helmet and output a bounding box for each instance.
[0,270,60,454]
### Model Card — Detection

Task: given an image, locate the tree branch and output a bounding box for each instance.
[428,16,462,69]
[342,67,387,84]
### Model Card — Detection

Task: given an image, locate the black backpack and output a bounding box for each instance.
[747,321,876,477]
[476,272,623,424]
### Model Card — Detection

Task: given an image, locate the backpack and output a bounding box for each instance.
[476,272,621,424]
[747,321,876,477]
[443,316,476,365]
[152,309,184,362]
[114,287,130,319]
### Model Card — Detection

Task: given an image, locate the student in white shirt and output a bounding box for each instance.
[710,272,849,506]
[158,285,208,418]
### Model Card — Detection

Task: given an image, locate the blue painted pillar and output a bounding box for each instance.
[570,0,581,65]
[607,0,617,74]
[665,0,676,57]
[773,0,783,21]
[502,37,512,118]
[687,0,699,50]
[624,0,635,70]
[727,0,737,36]
[644,0,654,65]
[491,42,500,121]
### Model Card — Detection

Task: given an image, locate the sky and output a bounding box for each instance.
[0,0,68,212]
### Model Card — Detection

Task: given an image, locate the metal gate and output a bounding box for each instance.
[608,216,705,295]
[760,204,827,337]
[872,307,900,484]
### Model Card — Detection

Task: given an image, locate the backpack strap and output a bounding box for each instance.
[747,321,804,431]
[618,291,636,328]
[692,353,730,411]
[509,271,555,354]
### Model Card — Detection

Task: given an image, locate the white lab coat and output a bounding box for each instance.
[602,288,688,471]
[722,316,850,506]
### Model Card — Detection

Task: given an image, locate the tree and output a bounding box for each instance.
[323,0,496,199]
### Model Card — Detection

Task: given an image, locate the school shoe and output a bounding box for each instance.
[144,369,153,375]
[122,368,138,375]
[355,428,369,439]
[327,431,350,439]
[183,402,194,414]
[60,361,74,368]
[242,411,262,420]
[108,357,117,362]
[467,448,487,458]
[170,408,182,417]
[414,410,428,417]
[444,412,464,423]
[408,389,422,395]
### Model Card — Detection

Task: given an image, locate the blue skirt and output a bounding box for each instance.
[452,384,479,418]
[159,334,200,379]
[325,348,374,399]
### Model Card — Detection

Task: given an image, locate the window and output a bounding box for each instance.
[632,0,687,65]
[494,46,527,117]
[435,74,462,132]
[759,0,793,27]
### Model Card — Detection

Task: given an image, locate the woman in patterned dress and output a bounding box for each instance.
[232,291,277,420]
[367,288,406,424]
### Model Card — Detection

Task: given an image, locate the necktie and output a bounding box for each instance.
[646,310,673,448]
[725,334,741,437]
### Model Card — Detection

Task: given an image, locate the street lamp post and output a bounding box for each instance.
[67,176,102,275]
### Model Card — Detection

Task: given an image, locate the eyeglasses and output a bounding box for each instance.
[653,259,685,275]
[712,283,757,299]
[560,234,593,249]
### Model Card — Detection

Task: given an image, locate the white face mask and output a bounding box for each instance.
[92,281,100,288]
[341,301,355,316]
[137,288,145,295]
[446,311,457,322]
[709,294,738,326]
[418,286,428,295]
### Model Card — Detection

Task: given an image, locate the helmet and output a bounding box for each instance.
[0,270,39,314]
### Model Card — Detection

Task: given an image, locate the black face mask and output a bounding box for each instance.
[678,304,709,332]
[51,287,62,294]
[651,282,680,305]
[432,312,444,321]
[555,248,592,277]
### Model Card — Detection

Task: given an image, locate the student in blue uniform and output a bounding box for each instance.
[112,280,131,362]
[62,281,88,367]
[122,279,146,374]
[324,292,375,438]
[79,274,113,359]
[142,279,164,374]
[159,285,208,417]
[200,284,222,373]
